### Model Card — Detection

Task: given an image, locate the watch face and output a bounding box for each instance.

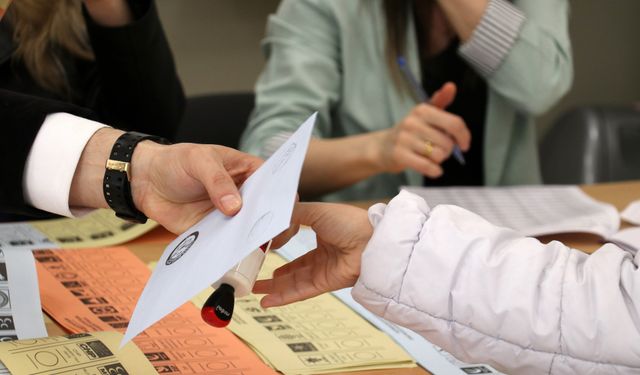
[165,232,199,266]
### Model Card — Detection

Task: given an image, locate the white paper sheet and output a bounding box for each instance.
[0,246,47,340]
[402,185,620,237]
[621,200,640,226]
[276,228,502,375]
[0,224,51,250]
[123,113,317,344]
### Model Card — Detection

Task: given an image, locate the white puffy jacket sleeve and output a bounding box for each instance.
[352,191,640,374]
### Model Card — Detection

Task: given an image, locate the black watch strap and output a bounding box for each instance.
[103,132,169,223]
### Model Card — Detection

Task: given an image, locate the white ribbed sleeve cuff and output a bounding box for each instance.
[459,0,526,77]
[23,113,108,217]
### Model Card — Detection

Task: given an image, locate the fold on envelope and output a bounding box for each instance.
[123,113,317,344]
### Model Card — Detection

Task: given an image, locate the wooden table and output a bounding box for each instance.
[43,180,640,375]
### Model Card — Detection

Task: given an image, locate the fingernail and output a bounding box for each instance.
[221,194,241,212]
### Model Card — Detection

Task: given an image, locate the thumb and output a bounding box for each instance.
[291,202,321,227]
[430,81,457,109]
[191,149,244,216]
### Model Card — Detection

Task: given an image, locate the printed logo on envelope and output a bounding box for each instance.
[248,211,274,242]
[272,143,297,174]
[165,232,199,265]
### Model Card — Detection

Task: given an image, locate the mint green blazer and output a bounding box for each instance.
[241,0,573,201]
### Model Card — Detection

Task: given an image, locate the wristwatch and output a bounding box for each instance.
[103,132,169,223]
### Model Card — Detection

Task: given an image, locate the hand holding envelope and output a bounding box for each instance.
[123,113,317,344]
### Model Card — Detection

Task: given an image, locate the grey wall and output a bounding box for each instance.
[539,0,640,134]
[156,0,280,96]
[157,0,640,131]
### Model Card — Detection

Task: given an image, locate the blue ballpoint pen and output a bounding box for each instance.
[397,56,466,165]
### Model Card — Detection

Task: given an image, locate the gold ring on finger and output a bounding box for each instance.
[423,140,434,158]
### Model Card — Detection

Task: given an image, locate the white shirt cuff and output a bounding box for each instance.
[23,113,109,217]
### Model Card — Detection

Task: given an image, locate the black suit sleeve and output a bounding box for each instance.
[0,89,95,217]
[83,0,185,141]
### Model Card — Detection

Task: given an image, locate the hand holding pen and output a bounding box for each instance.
[397,56,468,165]
[371,59,470,178]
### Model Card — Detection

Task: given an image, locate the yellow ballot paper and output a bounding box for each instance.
[0,210,158,249]
[30,209,157,248]
[0,331,155,375]
[189,253,416,375]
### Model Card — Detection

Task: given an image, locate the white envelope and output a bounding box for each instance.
[123,113,317,344]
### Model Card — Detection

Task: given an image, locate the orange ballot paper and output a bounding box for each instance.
[0,332,155,375]
[35,247,275,374]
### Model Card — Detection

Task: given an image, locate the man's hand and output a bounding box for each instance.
[69,128,263,234]
[130,141,263,233]
[253,202,372,308]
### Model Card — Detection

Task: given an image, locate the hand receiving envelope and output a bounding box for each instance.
[123,113,317,345]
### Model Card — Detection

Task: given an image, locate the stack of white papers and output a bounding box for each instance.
[0,246,47,340]
[402,185,620,237]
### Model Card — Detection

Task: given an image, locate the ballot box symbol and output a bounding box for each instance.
[98,363,130,375]
[155,365,180,373]
[276,333,305,341]
[0,289,10,309]
[33,250,55,255]
[243,306,263,314]
[89,305,119,315]
[56,236,82,243]
[300,354,331,366]
[0,316,15,330]
[71,289,88,297]
[9,239,33,246]
[254,315,282,324]
[66,333,91,339]
[462,365,496,374]
[33,255,61,263]
[80,296,109,305]
[145,352,171,362]
[98,315,128,323]
[79,340,114,359]
[287,342,318,353]
[62,281,86,288]
[55,271,79,280]
[90,231,114,240]
[109,322,129,329]
[264,324,291,331]
[120,222,136,231]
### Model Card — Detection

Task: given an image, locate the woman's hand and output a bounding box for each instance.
[253,202,372,308]
[374,82,470,178]
[83,0,133,27]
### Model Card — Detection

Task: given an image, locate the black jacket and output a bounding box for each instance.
[0,0,185,217]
